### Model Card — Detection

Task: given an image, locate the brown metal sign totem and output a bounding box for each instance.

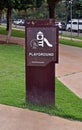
[25,19,58,105]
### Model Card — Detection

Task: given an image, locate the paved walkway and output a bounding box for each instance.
[0,35,82,129]
[56,44,82,98]
[0,104,82,130]
[0,34,25,48]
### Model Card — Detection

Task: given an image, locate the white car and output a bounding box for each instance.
[55,22,66,30]
[66,19,82,32]
[13,19,23,25]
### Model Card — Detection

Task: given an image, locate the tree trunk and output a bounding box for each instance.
[0,11,1,25]
[47,0,55,18]
[48,4,55,18]
[6,9,9,31]
[6,7,12,43]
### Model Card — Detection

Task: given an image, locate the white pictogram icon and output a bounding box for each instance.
[37,31,53,47]
[30,31,53,49]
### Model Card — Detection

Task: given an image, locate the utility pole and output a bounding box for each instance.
[69,0,73,40]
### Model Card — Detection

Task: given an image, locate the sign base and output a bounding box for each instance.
[26,62,55,105]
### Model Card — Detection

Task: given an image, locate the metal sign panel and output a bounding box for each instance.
[25,19,58,66]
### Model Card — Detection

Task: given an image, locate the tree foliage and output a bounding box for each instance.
[55,0,82,22]
[36,0,43,8]
[0,0,41,42]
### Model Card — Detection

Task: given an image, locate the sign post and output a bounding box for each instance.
[25,19,58,105]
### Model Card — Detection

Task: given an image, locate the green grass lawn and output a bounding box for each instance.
[60,33,82,40]
[0,27,25,38]
[0,44,25,107]
[0,44,82,121]
[59,38,82,48]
